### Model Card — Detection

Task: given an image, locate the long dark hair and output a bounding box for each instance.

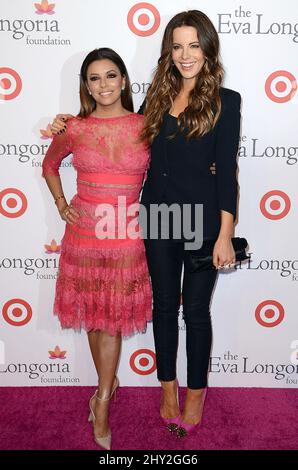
[140,10,224,143]
[78,48,133,117]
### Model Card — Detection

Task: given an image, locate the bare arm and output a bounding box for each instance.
[43,173,79,225]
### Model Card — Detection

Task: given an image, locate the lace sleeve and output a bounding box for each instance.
[42,129,72,177]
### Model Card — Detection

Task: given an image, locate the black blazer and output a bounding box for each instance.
[138,87,241,240]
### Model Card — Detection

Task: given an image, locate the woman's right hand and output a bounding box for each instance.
[57,200,80,225]
[51,114,74,135]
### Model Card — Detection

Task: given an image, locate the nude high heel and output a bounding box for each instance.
[88,376,119,422]
[88,376,119,450]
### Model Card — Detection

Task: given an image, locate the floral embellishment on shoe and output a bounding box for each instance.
[34,0,55,15]
[44,239,61,254]
[49,345,66,359]
[176,426,188,438]
[40,124,53,139]
[167,422,179,433]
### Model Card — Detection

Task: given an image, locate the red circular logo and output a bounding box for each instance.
[260,190,290,220]
[2,299,33,326]
[127,3,160,36]
[265,71,297,103]
[255,300,285,327]
[0,188,28,218]
[0,67,22,100]
[129,348,156,375]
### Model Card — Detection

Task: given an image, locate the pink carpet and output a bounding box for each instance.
[0,387,297,450]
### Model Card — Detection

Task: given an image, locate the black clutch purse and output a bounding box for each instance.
[186,237,249,273]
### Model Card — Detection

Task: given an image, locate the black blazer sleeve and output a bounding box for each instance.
[215,91,241,220]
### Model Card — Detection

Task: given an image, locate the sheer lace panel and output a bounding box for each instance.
[42,114,150,178]
[42,130,72,177]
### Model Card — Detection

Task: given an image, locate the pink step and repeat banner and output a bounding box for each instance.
[1,0,297,388]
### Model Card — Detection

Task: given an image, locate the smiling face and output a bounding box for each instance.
[171,26,205,87]
[86,59,125,108]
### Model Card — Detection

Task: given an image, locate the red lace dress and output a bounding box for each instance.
[42,113,152,336]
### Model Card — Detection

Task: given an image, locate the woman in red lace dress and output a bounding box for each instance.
[42,48,152,450]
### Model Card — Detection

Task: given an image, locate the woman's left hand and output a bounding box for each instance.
[213,237,236,270]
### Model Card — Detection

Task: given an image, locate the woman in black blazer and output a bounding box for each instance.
[139,10,241,438]
[139,86,240,241]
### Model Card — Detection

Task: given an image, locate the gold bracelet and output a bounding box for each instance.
[54,194,65,204]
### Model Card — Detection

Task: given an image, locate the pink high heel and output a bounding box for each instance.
[160,379,181,432]
[176,388,207,438]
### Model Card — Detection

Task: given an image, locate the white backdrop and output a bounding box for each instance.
[1,0,298,388]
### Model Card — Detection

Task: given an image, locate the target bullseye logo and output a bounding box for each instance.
[2,299,33,326]
[255,300,285,328]
[0,67,22,101]
[265,71,297,103]
[260,190,290,220]
[130,348,156,375]
[0,188,28,218]
[127,3,160,36]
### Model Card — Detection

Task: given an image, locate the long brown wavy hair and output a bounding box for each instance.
[140,10,224,144]
[78,48,133,118]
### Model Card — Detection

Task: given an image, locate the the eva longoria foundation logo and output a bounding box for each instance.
[217,5,298,43]
[0,188,28,218]
[0,140,72,166]
[49,345,66,359]
[255,300,285,328]
[238,255,298,281]
[0,253,59,278]
[265,71,297,103]
[0,348,79,383]
[127,2,160,36]
[44,239,61,254]
[131,81,151,97]
[34,0,56,15]
[40,124,53,139]
[129,349,156,375]
[0,1,71,45]
[210,351,298,384]
[238,136,298,166]
[260,190,291,220]
[0,67,22,101]
[2,299,33,327]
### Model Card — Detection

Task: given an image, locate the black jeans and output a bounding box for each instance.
[144,238,218,389]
